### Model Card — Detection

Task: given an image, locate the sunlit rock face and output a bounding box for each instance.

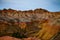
[0,8,60,40]
[0,36,41,40]
[0,36,21,40]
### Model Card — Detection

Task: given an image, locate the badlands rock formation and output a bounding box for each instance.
[0,8,60,40]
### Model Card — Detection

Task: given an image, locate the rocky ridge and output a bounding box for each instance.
[0,8,60,40]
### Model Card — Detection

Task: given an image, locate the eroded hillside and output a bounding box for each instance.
[0,8,60,40]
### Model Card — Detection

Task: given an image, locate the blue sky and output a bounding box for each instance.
[0,0,60,12]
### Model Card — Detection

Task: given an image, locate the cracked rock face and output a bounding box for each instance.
[0,8,60,40]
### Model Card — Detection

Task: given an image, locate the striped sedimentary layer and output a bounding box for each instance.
[0,8,60,40]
